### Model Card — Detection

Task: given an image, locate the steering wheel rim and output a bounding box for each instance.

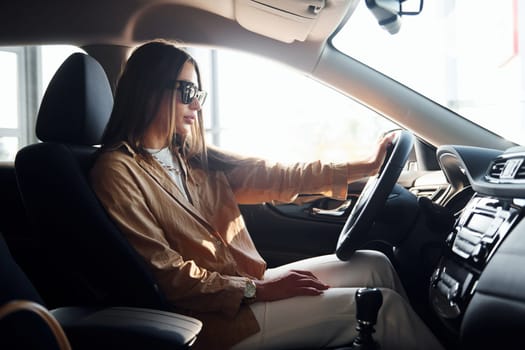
[336,130,415,261]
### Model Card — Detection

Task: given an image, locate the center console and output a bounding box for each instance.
[429,195,523,322]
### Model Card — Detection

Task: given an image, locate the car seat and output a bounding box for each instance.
[14,52,169,310]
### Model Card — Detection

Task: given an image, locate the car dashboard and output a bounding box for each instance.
[430,145,525,348]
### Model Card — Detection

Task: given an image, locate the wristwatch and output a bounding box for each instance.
[243,279,256,300]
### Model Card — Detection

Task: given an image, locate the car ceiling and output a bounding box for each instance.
[0,0,357,72]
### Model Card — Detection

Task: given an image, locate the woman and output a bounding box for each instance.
[90,40,443,350]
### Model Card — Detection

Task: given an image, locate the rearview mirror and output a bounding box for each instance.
[365,0,424,34]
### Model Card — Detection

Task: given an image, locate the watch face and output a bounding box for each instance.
[244,280,256,298]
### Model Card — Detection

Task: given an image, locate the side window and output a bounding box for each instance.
[0,45,83,162]
[0,48,24,162]
[191,48,396,163]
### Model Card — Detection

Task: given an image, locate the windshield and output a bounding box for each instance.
[332,0,524,146]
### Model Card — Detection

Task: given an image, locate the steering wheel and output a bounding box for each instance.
[336,130,415,261]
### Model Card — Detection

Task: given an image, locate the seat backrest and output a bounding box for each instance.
[14,53,169,310]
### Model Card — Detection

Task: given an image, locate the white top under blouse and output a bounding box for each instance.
[146,147,188,201]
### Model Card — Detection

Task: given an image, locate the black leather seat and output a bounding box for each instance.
[14,52,170,310]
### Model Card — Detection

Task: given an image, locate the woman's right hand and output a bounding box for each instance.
[253,270,329,302]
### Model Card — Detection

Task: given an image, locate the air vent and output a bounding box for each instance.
[486,157,525,182]
[487,159,506,179]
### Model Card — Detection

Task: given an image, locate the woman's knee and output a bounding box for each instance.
[349,250,400,289]
[352,250,395,273]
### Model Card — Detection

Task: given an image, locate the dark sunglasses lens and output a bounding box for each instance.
[181,88,192,104]
[180,83,197,104]
[174,81,206,105]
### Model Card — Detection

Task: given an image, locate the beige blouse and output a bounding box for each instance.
[90,142,351,349]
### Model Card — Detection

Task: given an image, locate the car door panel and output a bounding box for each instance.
[240,203,343,268]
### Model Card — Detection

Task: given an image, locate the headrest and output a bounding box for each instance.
[36,53,113,145]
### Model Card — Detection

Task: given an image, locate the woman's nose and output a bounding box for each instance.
[189,98,202,111]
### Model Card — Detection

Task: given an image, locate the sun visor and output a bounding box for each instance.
[235,0,326,43]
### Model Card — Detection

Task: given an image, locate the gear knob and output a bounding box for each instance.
[355,287,383,325]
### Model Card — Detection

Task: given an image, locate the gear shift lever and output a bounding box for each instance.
[351,287,383,349]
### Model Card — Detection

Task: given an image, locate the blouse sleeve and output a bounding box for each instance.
[225,158,350,204]
[90,153,248,318]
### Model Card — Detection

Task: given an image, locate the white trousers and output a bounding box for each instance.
[232,251,444,350]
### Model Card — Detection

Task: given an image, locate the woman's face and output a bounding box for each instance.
[148,60,203,148]
[172,60,202,137]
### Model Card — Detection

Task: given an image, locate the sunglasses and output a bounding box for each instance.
[166,80,207,106]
